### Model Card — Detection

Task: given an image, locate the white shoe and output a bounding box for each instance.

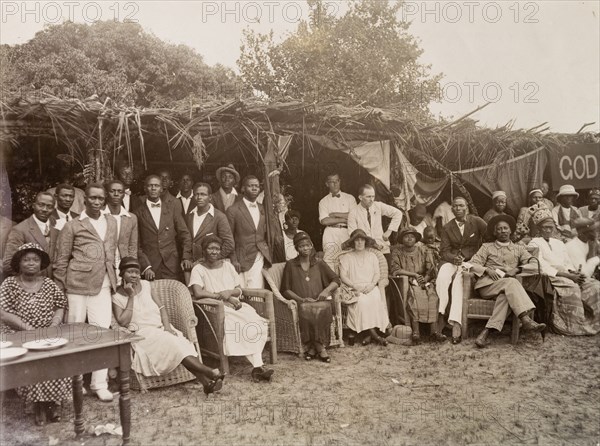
[95,389,113,402]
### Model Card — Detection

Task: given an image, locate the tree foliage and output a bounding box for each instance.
[2,21,239,106]
[238,0,442,117]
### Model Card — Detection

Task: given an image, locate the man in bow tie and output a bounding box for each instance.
[185,182,234,262]
[133,175,192,281]
[318,173,357,269]
[436,196,487,343]
[226,175,272,288]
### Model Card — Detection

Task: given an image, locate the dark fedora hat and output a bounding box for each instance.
[119,257,140,275]
[11,242,50,274]
[342,229,378,250]
[487,214,517,239]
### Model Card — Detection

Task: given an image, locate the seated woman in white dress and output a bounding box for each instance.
[339,229,390,346]
[189,235,274,382]
[112,257,224,396]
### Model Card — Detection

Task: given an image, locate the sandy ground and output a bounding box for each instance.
[1,326,599,446]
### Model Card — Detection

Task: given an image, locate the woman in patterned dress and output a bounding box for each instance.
[0,243,70,426]
[390,227,447,344]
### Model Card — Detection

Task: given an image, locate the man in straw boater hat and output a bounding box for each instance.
[469,214,546,348]
[552,184,582,240]
[318,172,357,270]
[482,190,508,224]
[211,164,242,214]
[527,208,600,335]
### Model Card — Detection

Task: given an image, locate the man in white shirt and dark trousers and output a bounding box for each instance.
[53,183,119,402]
[347,184,403,259]
[226,176,272,288]
[318,173,357,270]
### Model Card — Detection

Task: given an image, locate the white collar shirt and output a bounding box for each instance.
[193,204,215,236]
[243,198,260,228]
[123,189,131,211]
[79,210,108,241]
[32,214,49,235]
[219,187,238,211]
[177,192,193,214]
[146,199,162,228]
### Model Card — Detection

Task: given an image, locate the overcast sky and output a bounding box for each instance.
[1,1,598,133]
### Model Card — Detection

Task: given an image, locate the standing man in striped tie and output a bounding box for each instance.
[318,173,357,270]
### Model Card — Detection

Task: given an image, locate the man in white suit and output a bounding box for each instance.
[347,184,403,258]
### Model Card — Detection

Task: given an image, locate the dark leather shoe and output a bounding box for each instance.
[46,402,62,422]
[251,367,274,382]
[203,378,223,396]
[520,315,546,332]
[451,336,462,345]
[34,402,46,426]
[475,330,489,348]
[430,332,447,343]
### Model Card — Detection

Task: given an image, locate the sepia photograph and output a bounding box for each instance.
[0,1,599,445]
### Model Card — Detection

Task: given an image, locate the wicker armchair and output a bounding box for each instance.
[111,280,201,392]
[461,272,520,343]
[194,288,277,374]
[262,263,343,356]
[335,247,389,328]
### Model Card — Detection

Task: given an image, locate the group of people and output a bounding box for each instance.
[1,162,599,427]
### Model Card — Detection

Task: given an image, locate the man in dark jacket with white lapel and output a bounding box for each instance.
[49,183,80,230]
[226,175,272,288]
[436,196,487,343]
[176,173,196,216]
[53,183,119,402]
[2,192,59,277]
[185,182,234,262]
[133,175,192,281]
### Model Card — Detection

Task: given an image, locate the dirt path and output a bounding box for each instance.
[2,332,599,446]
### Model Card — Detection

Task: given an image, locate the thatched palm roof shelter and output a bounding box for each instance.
[1,93,597,222]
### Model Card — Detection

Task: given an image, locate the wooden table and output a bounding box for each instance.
[0,323,141,445]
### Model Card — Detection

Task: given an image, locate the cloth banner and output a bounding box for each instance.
[393,145,448,210]
[454,146,548,212]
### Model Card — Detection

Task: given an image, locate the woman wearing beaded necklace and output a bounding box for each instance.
[281,232,340,362]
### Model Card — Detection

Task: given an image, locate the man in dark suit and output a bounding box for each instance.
[226,175,272,288]
[436,196,487,343]
[50,183,80,230]
[176,173,196,216]
[185,183,234,262]
[53,183,119,402]
[3,192,59,277]
[211,164,242,213]
[133,175,192,281]
[104,179,138,277]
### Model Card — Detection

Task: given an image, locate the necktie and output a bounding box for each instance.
[332,194,340,198]
[65,214,69,222]
[457,220,464,228]
[249,203,257,208]
[43,223,50,244]
[151,202,161,208]
[367,209,371,227]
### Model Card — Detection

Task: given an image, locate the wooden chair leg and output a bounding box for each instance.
[511,315,520,345]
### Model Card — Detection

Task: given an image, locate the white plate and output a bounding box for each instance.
[0,347,28,361]
[0,341,13,348]
[22,338,68,351]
